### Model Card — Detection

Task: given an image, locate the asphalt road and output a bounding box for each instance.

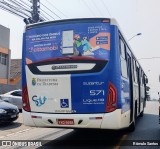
[0,101,159,149]
[38,101,160,149]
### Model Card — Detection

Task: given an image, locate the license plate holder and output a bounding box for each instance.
[58,119,74,125]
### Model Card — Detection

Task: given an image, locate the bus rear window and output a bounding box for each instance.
[25,22,111,64]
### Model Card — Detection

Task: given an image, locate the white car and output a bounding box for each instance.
[0,90,22,110]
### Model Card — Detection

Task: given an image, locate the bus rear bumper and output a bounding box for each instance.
[23,109,130,129]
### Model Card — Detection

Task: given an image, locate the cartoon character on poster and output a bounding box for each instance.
[74,34,81,48]
[81,36,94,55]
[73,34,82,56]
[74,34,96,56]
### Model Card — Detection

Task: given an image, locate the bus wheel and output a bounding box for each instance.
[139,110,144,117]
[128,121,135,132]
[128,103,137,132]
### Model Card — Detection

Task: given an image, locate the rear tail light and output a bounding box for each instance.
[22,85,31,112]
[106,82,117,112]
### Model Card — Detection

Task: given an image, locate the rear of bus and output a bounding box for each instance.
[22,18,127,129]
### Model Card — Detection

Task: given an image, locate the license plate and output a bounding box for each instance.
[58,119,74,125]
[11,115,16,118]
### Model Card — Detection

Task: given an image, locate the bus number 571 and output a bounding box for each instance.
[90,90,105,96]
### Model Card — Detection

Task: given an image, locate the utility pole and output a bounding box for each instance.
[31,0,40,23]
[24,0,40,24]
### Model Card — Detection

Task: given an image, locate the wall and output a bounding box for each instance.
[0,63,8,78]
[0,24,10,84]
[0,82,21,94]
[0,25,10,49]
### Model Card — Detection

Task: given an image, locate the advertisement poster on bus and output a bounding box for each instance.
[25,22,111,64]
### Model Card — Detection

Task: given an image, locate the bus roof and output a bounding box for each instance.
[25,18,120,30]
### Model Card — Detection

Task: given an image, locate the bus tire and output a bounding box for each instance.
[128,103,137,132]
[139,109,144,117]
[128,121,135,132]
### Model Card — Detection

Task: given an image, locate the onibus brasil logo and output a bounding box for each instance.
[32,95,47,107]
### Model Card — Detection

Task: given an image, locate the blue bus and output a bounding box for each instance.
[22,18,148,131]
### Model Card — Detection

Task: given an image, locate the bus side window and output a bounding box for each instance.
[139,69,143,86]
[133,60,138,83]
[120,39,126,59]
[136,63,140,84]
[139,68,142,86]
[141,71,145,87]
[119,37,128,78]
[143,74,145,87]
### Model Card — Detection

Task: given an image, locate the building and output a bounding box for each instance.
[0,24,10,85]
[0,24,22,94]
[9,59,22,89]
[0,24,11,94]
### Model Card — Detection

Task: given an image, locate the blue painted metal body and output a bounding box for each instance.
[22,19,131,114]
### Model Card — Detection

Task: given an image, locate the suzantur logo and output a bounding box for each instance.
[32,95,47,107]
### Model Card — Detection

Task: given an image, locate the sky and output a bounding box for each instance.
[0,0,160,99]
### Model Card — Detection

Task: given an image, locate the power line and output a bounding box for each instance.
[9,0,30,10]
[0,0,31,16]
[81,0,96,16]
[7,0,31,13]
[39,5,55,20]
[101,0,112,17]
[0,0,63,23]
[20,0,32,9]
[92,0,104,16]
[0,0,46,23]
[0,4,26,18]
[40,1,61,19]
[0,6,25,18]
[0,1,31,17]
[40,11,50,21]
[45,0,68,18]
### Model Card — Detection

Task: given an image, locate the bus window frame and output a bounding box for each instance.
[133,59,138,83]
[119,36,128,79]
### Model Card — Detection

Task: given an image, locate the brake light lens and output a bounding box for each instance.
[102,19,110,23]
[106,82,117,112]
[22,85,31,112]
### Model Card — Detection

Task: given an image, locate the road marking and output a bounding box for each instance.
[0,136,5,139]
[15,129,31,134]
[36,129,71,140]
[6,133,15,137]
[0,128,32,139]
[114,134,128,149]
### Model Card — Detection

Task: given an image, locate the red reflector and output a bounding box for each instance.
[89,117,102,120]
[96,117,103,120]
[31,115,42,119]
[106,82,117,112]
[22,85,31,112]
